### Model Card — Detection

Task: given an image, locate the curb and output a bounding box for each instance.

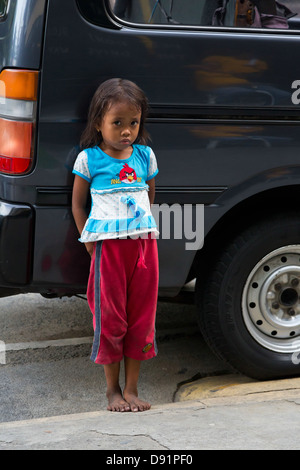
[174,374,300,406]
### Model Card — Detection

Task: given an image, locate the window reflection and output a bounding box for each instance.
[108,0,298,29]
[0,0,8,18]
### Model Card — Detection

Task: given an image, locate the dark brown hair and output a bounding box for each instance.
[80,78,149,149]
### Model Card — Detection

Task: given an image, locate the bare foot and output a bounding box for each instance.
[107,389,130,412]
[123,391,151,412]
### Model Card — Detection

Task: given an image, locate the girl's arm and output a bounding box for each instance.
[72,175,94,257]
[147,177,155,206]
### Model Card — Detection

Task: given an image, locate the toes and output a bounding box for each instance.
[128,398,151,412]
[107,403,129,412]
[107,395,130,412]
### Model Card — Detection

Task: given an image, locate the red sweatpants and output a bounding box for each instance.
[87,236,159,364]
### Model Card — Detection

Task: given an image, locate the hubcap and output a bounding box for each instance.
[242,245,300,353]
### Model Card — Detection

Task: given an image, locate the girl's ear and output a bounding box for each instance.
[95,119,102,133]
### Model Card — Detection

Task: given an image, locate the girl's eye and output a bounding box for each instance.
[113,121,121,126]
[131,121,139,126]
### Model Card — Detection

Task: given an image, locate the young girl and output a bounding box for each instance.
[72,78,159,412]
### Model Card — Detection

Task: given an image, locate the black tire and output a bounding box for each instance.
[196,213,300,380]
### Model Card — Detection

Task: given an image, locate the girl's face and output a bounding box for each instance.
[97,100,142,158]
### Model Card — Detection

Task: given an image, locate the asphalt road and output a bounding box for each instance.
[0,294,227,422]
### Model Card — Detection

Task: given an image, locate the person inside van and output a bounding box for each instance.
[235,0,278,27]
[213,0,292,28]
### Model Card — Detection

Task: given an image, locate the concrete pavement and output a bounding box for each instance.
[1,374,300,450]
[1,293,300,450]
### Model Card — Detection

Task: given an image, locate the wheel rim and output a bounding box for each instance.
[242,245,300,353]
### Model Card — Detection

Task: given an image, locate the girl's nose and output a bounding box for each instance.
[122,128,130,136]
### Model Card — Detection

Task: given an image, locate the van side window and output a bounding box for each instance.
[109,0,221,25]
[108,0,299,30]
[0,0,8,19]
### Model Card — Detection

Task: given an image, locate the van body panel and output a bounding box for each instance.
[0,0,46,70]
[0,200,33,286]
[1,0,300,296]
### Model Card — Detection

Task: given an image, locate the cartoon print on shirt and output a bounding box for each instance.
[119,163,137,184]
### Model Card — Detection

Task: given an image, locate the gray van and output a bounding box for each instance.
[1,0,300,380]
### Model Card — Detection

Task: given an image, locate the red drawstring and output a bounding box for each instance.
[137,239,147,269]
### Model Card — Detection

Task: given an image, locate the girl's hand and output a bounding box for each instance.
[147,177,155,206]
[72,174,90,237]
[85,242,95,258]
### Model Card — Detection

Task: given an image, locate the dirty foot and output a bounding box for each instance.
[123,391,151,412]
[107,390,130,412]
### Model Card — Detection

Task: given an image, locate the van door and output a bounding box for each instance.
[63,0,300,292]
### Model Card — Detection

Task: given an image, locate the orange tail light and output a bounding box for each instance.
[0,69,38,175]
